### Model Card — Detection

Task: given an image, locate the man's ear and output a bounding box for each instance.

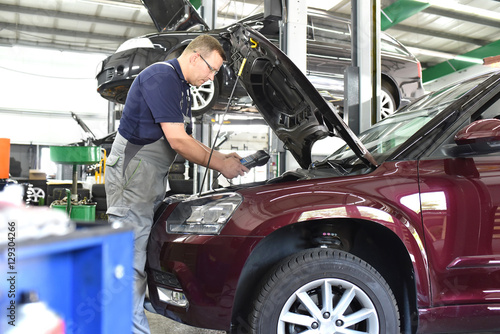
[189,52,198,65]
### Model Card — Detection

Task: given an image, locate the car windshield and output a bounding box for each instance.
[325,74,492,164]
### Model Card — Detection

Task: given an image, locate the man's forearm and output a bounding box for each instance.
[161,122,244,178]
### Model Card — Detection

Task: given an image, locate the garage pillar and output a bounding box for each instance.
[345,0,381,134]
[192,116,213,194]
[107,101,116,133]
[284,0,307,74]
[282,0,307,171]
[201,0,217,30]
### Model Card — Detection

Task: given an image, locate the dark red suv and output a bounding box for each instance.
[146,25,500,334]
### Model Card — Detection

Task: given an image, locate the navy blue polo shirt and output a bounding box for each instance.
[118,59,192,145]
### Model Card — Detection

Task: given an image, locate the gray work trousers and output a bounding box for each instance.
[105,132,176,334]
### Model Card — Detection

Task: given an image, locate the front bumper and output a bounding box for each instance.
[96,48,166,103]
[146,220,262,330]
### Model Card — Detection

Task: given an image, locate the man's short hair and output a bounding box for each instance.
[183,34,226,61]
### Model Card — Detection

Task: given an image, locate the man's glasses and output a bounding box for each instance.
[197,52,218,75]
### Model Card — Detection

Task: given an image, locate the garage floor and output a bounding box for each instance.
[146,310,225,334]
[146,310,498,334]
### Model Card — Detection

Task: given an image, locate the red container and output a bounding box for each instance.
[0,138,10,179]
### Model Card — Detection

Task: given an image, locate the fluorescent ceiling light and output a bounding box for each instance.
[454,55,484,65]
[408,47,484,64]
[407,47,458,59]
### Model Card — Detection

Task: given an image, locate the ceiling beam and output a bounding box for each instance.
[379,1,500,81]
[380,0,500,31]
[388,23,490,46]
[381,0,430,30]
[423,6,500,29]
[189,0,202,9]
[422,39,500,83]
[0,3,153,29]
[331,11,489,47]
[0,22,129,43]
[0,37,116,54]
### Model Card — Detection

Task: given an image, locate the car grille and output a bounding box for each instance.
[151,269,182,289]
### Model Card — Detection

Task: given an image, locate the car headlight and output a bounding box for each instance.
[167,193,242,235]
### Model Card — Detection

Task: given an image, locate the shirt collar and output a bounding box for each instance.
[167,58,188,85]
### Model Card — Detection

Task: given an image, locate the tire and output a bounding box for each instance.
[248,249,399,334]
[168,179,194,194]
[174,154,186,163]
[168,173,185,180]
[191,76,219,117]
[93,197,107,211]
[380,82,397,119]
[92,183,106,198]
[169,162,186,174]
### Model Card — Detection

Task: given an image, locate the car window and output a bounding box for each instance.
[474,95,500,120]
[326,74,496,163]
[325,107,439,164]
[306,14,351,83]
[429,93,500,158]
[308,14,350,45]
[380,34,411,57]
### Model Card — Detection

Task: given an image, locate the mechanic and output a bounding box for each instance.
[104,34,248,334]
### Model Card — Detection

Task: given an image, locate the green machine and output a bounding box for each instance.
[49,146,101,221]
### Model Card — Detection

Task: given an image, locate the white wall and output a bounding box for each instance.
[0,45,110,145]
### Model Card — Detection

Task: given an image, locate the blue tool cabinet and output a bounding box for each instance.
[0,224,134,334]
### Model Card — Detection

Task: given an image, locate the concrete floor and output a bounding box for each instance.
[146,310,498,334]
[146,310,226,334]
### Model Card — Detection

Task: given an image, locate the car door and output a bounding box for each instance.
[418,94,500,307]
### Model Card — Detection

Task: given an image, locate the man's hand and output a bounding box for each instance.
[223,152,242,160]
[220,156,248,179]
[161,123,248,179]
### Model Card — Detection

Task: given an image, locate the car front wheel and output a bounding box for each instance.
[248,249,400,334]
[190,76,219,117]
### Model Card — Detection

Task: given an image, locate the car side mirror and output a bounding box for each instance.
[449,119,500,156]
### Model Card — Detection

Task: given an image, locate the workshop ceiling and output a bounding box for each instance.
[1,0,499,82]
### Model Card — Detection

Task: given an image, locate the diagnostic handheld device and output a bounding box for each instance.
[240,150,270,169]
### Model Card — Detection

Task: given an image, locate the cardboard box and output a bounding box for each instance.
[29,169,47,180]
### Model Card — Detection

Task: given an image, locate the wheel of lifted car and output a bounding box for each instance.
[380,83,397,119]
[190,76,219,117]
[247,249,399,334]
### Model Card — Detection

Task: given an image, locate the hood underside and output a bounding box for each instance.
[141,0,209,32]
[224,25,377,169]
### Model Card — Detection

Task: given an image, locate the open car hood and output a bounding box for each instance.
[224,25,377,169]
[141,0,209,32]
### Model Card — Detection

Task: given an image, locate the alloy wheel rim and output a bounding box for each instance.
[278,278,379,334]
[380,89,395,118]
[190,80,215,111]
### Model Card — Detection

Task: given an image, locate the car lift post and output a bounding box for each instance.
[345,0,381,134]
